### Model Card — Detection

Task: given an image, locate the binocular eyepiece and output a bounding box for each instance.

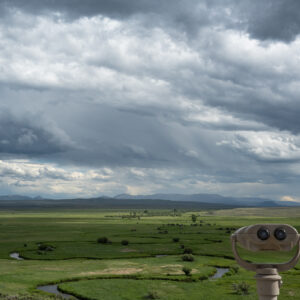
[231,224,298,252]
[257,227,287,241]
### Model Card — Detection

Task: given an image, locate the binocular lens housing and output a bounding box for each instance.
[256,227,287,241]
[233,224,299,252]
[257,227,270,240]
[274,228,287,241]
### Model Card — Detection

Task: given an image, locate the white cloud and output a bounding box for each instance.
[220,131,300,161]
[281,195,300,203]
[0,159,116,197]
[0,11,198,105]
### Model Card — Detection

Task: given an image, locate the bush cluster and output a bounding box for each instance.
[38,244,54,252]
[181,254,194,262]
[97,237,110,244]
[183,248,193,254]
[232,282,250,295]
[144,291,159,299]
[182,266,192,276]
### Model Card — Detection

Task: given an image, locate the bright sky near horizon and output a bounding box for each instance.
[1,0,300,201]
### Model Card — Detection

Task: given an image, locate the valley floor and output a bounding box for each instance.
[0,208,300,299]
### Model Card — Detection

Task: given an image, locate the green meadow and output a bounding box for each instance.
[0,207,300,299]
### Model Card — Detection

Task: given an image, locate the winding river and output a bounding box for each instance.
[9,253,229,299]
[37,267,230,299]
[210,267,229,279]
[37,285,77,299]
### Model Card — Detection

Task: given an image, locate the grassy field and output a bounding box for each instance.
[0,207,300,299]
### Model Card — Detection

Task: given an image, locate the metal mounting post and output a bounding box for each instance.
[255,268,282,300]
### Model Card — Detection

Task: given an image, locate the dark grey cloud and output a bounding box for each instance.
[195,80,300,135]
[48,103,209,168]
[235,0,300,42]
[0,0,184,21]
[0,110,72,156]
[2,0,300,42]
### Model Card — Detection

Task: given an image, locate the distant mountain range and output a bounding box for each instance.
[0,195,43,201]
[0,193,299,208]
[114,193,300,207]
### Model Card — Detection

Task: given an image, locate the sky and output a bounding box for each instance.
[1,0,300,201]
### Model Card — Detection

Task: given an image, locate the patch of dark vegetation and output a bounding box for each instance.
[204,238,222,243]
[225,227,237,234]
[225,266,239,276]
[196,253,234,260]
[97,237,110,244]
[182,267,192,276]
[121,240,129,245]
[38,244,54,252]
[183,248,193,254]
[232,282,250,295]
[172,237,180,243]
[144,291,160,299]
[191,214,197,223]
[0,197,240,211]
[181,254,194,262]
[158,230,168,234]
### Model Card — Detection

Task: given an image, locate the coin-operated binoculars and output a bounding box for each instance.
[231,224,300,300]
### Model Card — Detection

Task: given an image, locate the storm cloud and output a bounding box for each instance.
[0,1,300,200]
[0,110,72,156]
[2,0,300,42]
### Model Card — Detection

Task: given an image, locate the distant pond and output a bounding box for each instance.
[10,252,24,260]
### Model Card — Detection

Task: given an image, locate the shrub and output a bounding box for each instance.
[172,237,180,243]
[182,254,194,262]
[144,291,160,299]
[191,214,197,223]
[121,240,129,245]
[38,244,47,251]
[232,282,250,295]
[180,244,185,249]
[158,230,168,234]
[183,248,193,254]
[97,237,109,244]
[38,244,54,251]
[182,267,192,276]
